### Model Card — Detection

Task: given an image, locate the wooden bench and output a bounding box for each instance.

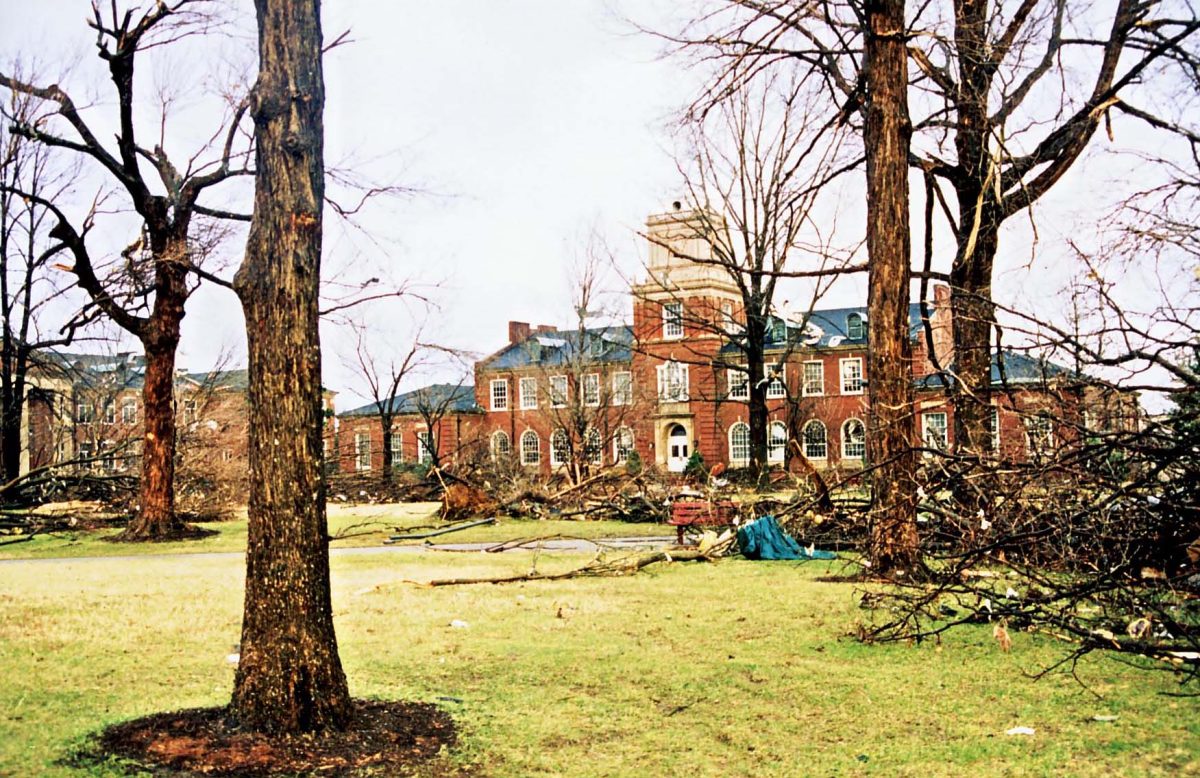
[668,500,738,544]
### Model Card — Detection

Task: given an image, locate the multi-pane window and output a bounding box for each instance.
[766,366,786,399]
[417,431,433,464]
[728,369,749,401]
[355,432,371,471]
[121,400,137,424]
[77,402,94,423]
[729,422,750,466]
[612,372,632,406]
[802,361,824,396]
[662,301,683,339]
[922,412,948,451]
[613,427,634,463]
[103,401,116,425]
[583,373,600,406]
[768,421,787,463]
[585,428,603,465]
[842,418,866,459]
[840,358,864,394]
[182,399,197,423]
[520,430,540,466]
[550,429,570,466]
[490,379,509,411]
[549,375,568,408]
[846,313,865,340]
[389,431,403,465]
[491,431,511,459]
[657,361,689,401]
[803,420,828,459]
[1024,413,1054,458]
[519,377,538,410]
[99,440,116,472]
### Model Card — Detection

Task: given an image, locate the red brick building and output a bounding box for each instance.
[335,207,1139,478]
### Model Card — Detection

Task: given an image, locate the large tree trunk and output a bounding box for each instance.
[230,0,352,734]
[863,0,922,578]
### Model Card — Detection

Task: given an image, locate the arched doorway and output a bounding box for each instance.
[666,423,689,473]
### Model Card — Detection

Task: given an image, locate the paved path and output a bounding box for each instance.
[0,536,677,565]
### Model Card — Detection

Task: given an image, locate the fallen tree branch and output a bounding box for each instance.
[400,548,718,587]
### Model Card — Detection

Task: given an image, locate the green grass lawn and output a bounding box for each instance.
[1,540,1196,777]
[0,502,672,561]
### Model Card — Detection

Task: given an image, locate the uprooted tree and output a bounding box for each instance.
[229,0,352,732]
[0,1,252,539]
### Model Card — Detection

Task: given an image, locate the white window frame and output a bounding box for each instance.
[727,368,749,401]
[729,422,750,467]
[354,432,371,471]
[612,371,632,406]
[583,373,600,407]
[802,361,824,397]
[846,313,865,340]
[519,377,538,410]
[520,430,540,466]
[585,428,603,465]
[768,421,787,463]
[662,301,683,339]
[417,430,433,463]
[803,420,828,460]
[550,428,570,467]
[77,402,94,424]
[1024,413,1055,458]
[656,361,689,402]
[840,358,864,395]
[490,379,509,411]
[549,375,569,408]
[922,412,948,452]
[766,365,787,399]
[987,405,1001,451]
[491,430,511,459]
[121,399,137,425]
[613,426,634,463]
[842,418,866,459]
[389,431,403,465]
[103,401,116,425]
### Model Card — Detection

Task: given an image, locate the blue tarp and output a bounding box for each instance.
[736,515,837,561]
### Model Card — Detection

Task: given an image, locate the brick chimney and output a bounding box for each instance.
[508,321,531,344]
[534,324,557,334]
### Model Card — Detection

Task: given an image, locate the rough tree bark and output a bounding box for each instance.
[864,0,922,577]
[230,0,352,733]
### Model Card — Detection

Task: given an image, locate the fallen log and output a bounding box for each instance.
[401,548,716,587]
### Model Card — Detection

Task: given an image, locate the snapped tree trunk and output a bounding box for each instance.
[230,0,352,734]
[863,0,922,578]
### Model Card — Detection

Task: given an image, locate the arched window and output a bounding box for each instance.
[585,428,603,465]
[613,426,634,463]
[842,418,866,459]
[803,420,827,460]
[520,430,540,466]
[491,430,511,460]
[550,429,570,467]
[729,422,750,466]
[768,421,787,463]
[846,312,865,340]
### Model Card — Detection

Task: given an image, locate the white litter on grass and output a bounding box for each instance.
[225,653,240,665]
[449,619,469,629]
[1005,726,1036,736]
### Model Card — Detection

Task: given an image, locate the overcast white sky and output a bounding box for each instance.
[1,2,1189,410]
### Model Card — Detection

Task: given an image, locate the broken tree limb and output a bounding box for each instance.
[399,548,718,587]
[385,517,497,542]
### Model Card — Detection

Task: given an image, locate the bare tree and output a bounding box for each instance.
[347,329,425,484]
[230,0,351,733]
[0,78,82,483]
[638,73,858,485]
[0,2,253,539]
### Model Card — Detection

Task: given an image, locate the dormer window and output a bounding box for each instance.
[769,319,786,342]
[662,302,683,339]
[847,313,865,340]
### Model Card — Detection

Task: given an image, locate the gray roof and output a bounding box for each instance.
[341,383,479,417]
[721,303,927,355]
[482,325,633,370]
[915,350,1073,390]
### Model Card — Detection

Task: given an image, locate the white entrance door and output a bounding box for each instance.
[666,424,689,472]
